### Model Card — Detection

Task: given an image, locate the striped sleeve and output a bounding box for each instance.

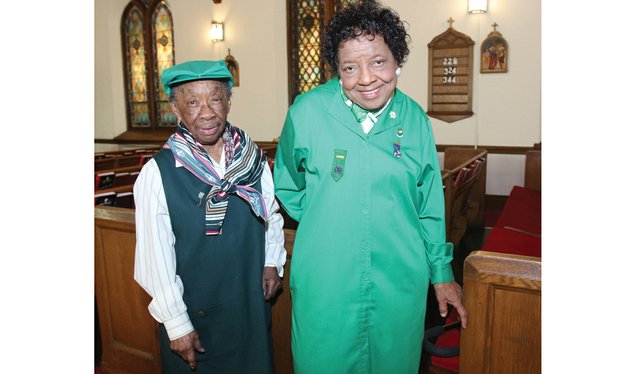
[261,164,287,277]
[133,159,194,340]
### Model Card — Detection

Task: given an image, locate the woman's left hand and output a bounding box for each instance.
[433,281,468,328]
[262,266,282,300]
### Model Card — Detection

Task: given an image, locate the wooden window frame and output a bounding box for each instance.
[286,0,361,106]
[117,0,176,142]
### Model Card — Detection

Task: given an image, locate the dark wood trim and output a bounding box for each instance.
[97,138,165,145]
[285,0,294,106]
[436,144,535,155]
[485,194,508,211]
[96,139,540,155]
[110,128,173,144]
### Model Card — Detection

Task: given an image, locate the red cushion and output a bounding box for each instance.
[430,308,461,373]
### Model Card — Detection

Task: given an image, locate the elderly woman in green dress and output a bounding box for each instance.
[274,1,467,373]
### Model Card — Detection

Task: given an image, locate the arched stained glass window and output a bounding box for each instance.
[120,0,175,138]
[125,6,149,127]
[152,2,176,127]
[287,0,362,105]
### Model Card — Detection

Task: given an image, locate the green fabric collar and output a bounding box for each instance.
[339,85,392,123]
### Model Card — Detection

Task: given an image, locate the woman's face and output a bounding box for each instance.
[338,34,398,111]
[171,80,230,147]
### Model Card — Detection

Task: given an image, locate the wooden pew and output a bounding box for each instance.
[524,149,541,191]
[459,251,541,374]
[95,205,295,374]
[428,144,542,374]
[95,148,159,171]
[255,140,279,161]
[95,165,142,191]
[95,206,161,374]
[272,229,295,374]
[441,148,488,244]
[95,185,135,209]
[481,146,541,257]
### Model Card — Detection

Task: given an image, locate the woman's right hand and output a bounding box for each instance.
[170,330,205,369]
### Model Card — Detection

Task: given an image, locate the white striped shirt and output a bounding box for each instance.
[133,155,287,340]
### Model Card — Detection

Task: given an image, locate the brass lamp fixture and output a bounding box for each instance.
[468,0,488,13]
[210,21,224,42]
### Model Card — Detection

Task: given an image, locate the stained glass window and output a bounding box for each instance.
[121,0,175,132]
[152,3,176,127]
[336,0,359,11]
[287,0,362,105]
[125,7,149,127]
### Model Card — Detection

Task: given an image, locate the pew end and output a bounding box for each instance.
[442,148,488,244]
[459,250,541,374]
[524,149,541,191]
[95,206,162,374]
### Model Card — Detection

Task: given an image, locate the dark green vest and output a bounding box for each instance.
[155,149,274,374]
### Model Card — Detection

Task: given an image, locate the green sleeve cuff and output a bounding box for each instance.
[430,263,455,284]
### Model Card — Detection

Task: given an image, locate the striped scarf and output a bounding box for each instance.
[164,122,267,235]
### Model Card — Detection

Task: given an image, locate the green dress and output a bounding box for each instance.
[274,78,454,374]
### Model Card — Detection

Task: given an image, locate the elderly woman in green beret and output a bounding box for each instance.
[133,60,286,373]
[274,1,467,373]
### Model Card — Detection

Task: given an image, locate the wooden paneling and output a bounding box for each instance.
[459,251,541,374]
[272,229,295,374]
[95,206,296,374]
[95,207,161,374]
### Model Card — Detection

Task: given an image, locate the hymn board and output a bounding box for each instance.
[427,18,474,123]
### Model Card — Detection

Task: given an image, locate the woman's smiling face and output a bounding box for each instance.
[338,34,398,111]
[171,80,231,147]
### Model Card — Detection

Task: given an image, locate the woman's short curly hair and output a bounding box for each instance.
[321,0,410,74]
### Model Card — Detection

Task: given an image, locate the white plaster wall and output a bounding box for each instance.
[95,0,540,195]
[95,0,288,142]
[485,154,526,195]
[384,0,540,147]
[95,0,540,146]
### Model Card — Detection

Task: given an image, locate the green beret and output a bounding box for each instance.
[161,60,234,96]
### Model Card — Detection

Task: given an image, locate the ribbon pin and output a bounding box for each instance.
[393,142,402,158]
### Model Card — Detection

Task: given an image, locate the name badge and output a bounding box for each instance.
[331,149,347,182]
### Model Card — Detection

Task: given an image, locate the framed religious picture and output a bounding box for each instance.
[481,23,508,73]
[426,18,475,123]
[225,49,240,86]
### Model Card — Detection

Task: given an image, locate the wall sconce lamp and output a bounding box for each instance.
[210,21,224,42]
[468,0,488,14]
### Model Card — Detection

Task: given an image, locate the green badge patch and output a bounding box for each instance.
[331,149,347,182]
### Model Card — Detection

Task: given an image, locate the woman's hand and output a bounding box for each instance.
[170,330,205,369]
[433,281,468,328]
[263,266,282,300]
